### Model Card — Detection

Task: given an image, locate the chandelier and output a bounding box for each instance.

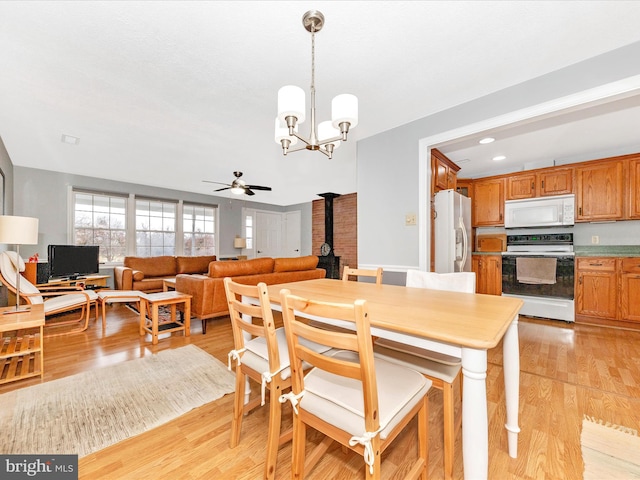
[275,10,358,159]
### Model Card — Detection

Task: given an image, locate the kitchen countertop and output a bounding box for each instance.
[574,245,640,257]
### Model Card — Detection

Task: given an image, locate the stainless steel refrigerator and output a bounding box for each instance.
[434,189,472,273]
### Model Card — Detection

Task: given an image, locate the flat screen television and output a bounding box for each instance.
[47,245,100,280]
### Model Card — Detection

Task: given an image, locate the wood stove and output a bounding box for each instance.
[317,192,341,279]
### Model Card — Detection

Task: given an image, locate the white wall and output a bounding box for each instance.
[357,40,640,273]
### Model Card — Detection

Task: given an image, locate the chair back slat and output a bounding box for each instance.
[342,266,383,285]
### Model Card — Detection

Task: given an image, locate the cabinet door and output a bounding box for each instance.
[473,178,505,226]
[539,167,574,196]
[621,258,640,322]
[506,173,536,200]
[576,257,618,319]
[629,157,640,219]
[576,160,624,221]
[473,255,502,296]
[432,149,460,192]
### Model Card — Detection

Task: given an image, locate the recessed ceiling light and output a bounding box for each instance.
[479,137,495,144]
[61,134,80,145]
[493,155,506,161]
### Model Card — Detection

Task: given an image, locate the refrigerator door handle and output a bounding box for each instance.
[459,217,469,271]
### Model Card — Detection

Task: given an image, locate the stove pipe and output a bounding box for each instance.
[318,192,341,253]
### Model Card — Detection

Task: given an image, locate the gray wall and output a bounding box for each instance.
[357,40,640,271]
[13,166,312,260]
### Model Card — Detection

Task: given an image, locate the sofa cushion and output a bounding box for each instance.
[125,256,177,277]
[132,270,145,281]
[176,255,216,274]
[208,257,275,278]
[273,255,319,273]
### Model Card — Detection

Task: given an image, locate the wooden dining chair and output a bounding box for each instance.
[373,270,475,480]
[342,266,383,285]
[279,289,432,480]
[223,277,332,480]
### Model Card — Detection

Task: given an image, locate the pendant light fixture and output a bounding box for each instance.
[275,10,358,159]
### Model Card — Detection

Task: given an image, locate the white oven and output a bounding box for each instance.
[501,233,575,322]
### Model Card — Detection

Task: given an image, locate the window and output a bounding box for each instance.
[183,204,216,255]
[245,214,254,250]
[135,199,176,257]
[73,191,127,262]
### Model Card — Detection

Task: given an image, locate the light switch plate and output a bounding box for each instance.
[405,213,416,226]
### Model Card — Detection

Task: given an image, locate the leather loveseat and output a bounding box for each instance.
[175,255,325,333]
[114,255,217,293]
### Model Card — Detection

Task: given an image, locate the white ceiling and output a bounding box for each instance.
[1,1,640,205]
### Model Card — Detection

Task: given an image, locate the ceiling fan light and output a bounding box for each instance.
[274,118,298,145]
[278,85,306,125]
[230,186,245,195]
[318,121,340,150]
[331,94,358,130]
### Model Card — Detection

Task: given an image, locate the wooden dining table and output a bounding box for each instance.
[266,278,523,480]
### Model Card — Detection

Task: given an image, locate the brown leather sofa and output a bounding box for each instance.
[175,255,325,333]
[114,255,217,293]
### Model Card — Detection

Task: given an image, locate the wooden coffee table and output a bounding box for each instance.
[139,291,191,345]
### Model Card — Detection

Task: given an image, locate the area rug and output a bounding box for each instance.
[0,344,235,457]
[581,415,640,479]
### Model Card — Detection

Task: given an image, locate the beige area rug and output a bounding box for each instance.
[581,416,640,479]
[0,344,235,457]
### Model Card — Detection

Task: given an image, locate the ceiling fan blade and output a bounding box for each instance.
[214,186,232,192]
[244,188,256,196]
[203,180,232,186]
[246,185,272,191]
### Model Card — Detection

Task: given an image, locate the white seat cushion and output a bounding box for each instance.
[43,290,98,314]
[98,290,143,303]
[241,327,332,380]
[300,350,432,439]
[373,343,461,384]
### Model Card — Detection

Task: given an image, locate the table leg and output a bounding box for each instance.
[184,300,191,337]
[101,300,107,329]
[461,347,488,480]
[503,315,520,458]
[152,303,159,345]
[139,300,147,336]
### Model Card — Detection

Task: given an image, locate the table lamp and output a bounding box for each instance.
[0,215,40,311]
[233,236,246,250]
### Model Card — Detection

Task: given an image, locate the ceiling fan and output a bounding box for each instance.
[203,171,272,196]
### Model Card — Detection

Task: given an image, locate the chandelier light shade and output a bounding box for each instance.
[275,10,358,159]
[0,215,40,311]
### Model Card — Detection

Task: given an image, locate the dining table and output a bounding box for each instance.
[266,278,523,480]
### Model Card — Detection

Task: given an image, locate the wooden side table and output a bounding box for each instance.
[0,303,45,384]
[139,291,191,345]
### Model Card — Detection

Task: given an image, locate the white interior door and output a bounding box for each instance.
[284,211,301,257]
[255,211,282,258]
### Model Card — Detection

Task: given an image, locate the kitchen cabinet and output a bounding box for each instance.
[472,254,502,296]
[575,159,624,221]
[620,258,640,323]
[472,177,505,226]
[456,178,472,198]
[576,257,617,319]
[629,156,640,219]
[506,167,574,200]
[431,148,460,192]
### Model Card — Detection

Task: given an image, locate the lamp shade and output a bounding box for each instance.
[277,85,306,125]
[331,93,358,129]
[0,216,39,245]
[234,237,246,249]
[318,121,340,149]
[274,118,299,145]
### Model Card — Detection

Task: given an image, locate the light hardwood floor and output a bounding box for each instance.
[2,305,639,479]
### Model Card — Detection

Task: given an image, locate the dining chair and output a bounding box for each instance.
[279,289,432,480]
[0,251,99,334]
[342,266,383,285]
[373,270,475,480]
[223,277,332,480]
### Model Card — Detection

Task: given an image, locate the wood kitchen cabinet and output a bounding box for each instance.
[506,167,574,200]
[575,159,624,221]
[431,148,460,192]
[575,257,618,320]
[620,258,640,323]
[472,177,505,226]
[472,254,502,296]
[629,156,640,219]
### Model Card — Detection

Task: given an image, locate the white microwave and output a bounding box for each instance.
[504,194,575,229]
